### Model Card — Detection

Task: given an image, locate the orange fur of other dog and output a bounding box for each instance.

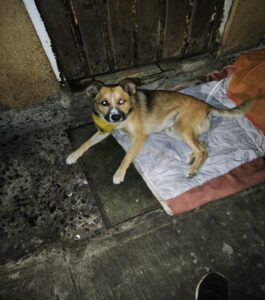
[228,49,265,133]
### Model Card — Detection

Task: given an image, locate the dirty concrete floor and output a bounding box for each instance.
[0,92,265,299]
[0,92,104,264]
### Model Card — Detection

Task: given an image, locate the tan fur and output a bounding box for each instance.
[67,80,250,183]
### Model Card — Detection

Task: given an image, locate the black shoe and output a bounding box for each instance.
[195,272,228,300]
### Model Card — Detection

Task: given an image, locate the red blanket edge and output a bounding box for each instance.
[167,157,265,215]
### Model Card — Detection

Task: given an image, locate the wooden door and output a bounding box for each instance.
[35,0,224,83]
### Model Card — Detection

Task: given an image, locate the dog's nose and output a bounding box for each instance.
[111,114,122,122]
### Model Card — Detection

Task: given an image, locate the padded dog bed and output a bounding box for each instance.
[112,80,265,215]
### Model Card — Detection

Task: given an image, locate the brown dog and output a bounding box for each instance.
[66,78,252,184]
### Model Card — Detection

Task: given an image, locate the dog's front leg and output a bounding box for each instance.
[66,131,110,164]
[113,135,148,184]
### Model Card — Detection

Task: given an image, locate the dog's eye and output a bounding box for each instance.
[101,100,109,106]
[118,99,125,105]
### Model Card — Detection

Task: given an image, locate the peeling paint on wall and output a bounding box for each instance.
[218,0,233,39]
[23,0,62,82]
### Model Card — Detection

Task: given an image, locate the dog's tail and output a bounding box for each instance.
[209,94,265,118]
[209,99,253,118]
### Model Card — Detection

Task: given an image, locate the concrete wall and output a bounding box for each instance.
[221,0,265,52]
[0,0,59,109]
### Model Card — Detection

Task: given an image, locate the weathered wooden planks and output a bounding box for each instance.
[135,0,160,64]
[36,0,226,83]
[70,0,110,75]
[162,0,190,59]
[35,0,85,81]
[207,0,225,51]
[107,0,134,70]
[186,0,218,55]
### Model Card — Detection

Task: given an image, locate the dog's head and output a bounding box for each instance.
[86,78,140,123]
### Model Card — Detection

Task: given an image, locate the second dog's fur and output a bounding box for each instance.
[66,79,252,184]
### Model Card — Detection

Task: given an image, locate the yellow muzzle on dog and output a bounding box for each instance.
[92,113,118,134]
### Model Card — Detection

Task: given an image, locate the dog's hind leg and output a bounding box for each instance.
[180,129,208,177]
[187,140,208,165]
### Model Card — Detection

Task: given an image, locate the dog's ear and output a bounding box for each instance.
[85,81,104,97]
[119,78,141,95]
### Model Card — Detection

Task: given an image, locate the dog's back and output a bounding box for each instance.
[131,89,209,135]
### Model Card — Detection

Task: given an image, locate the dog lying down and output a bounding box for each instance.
[66,78,252,184]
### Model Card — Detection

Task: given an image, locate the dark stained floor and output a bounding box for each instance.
[0,183,265,300]
[0,94,104,264]
[0,89,265,300]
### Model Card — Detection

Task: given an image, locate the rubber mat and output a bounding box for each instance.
[67,124,159,227]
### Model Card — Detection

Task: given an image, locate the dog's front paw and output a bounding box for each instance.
[185,167,198,178]
[66,151,80,165]
[113,169,125,184]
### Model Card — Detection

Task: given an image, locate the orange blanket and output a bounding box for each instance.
[228,49,265,133]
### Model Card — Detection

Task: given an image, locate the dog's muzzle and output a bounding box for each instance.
[105,109,126,123]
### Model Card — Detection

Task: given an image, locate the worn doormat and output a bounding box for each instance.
[67,124,159,227]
